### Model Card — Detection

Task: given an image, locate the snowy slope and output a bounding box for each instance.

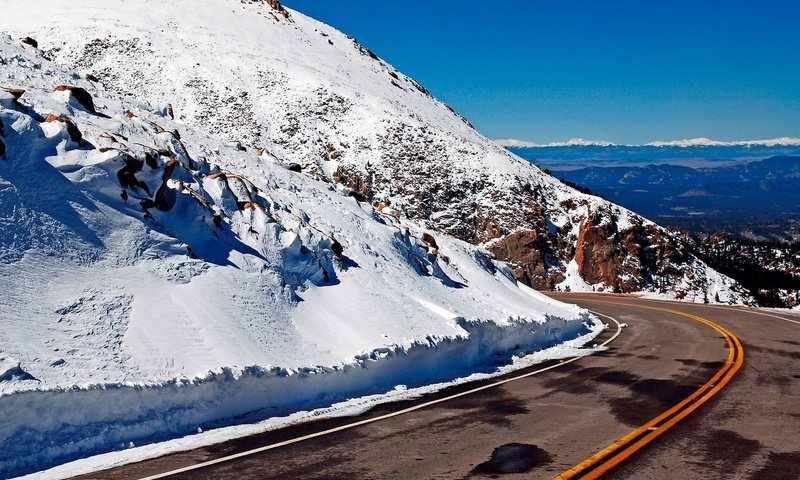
[0,0,753,304]
[0,33,601,477]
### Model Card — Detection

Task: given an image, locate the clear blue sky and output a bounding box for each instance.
[282,0,799,144]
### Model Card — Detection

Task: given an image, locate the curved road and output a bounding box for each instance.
[73,295,800,479]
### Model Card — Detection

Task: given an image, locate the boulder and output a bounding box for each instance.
[20,37,38,48]
[331,239,344,257]
[44,114,82,143]
[54,85,96,113]
[422,232,438,250]
[1,87,25,101]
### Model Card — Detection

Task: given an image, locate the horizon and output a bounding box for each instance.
[494,135,800,148]
[282,0,800,145]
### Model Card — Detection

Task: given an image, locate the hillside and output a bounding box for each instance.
[0,0,752,304]
[0,33,597,477]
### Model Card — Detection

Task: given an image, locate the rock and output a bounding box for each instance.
[2,87,25,100]
[44,114,82,143]
[85,73,99,82]
[53,85,96,113]
[20,37,38,48]
[0,138,5,157]
[155,158,178,211]
[265,0,288,16]
[287,163,302,173]
[347,190,366,202]
[331,239,344,257]
[167,103,174,119]
[117,154,150,194]
[422,232,438,249]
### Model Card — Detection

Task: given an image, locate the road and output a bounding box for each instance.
[73,295,800,479]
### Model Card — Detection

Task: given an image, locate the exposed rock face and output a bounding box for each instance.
[0,138,5,157]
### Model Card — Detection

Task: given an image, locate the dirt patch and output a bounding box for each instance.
[472,443,553,475]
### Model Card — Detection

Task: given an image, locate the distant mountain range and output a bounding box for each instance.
[496,137,800,148]
[505,140,800,171]
[552,156,800,219]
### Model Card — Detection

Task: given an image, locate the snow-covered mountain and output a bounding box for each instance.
[0,33,597,477]
[0,0,751,303]
[498,137,800,148]
[0,1,755,475]
[646,137,800,147]
[495,138,616,148]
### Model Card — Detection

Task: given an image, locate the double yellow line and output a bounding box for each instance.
[556,302,745,479]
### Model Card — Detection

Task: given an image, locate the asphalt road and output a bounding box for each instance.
[73,295,800,479]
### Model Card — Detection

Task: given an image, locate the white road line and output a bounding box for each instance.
[137,313,623,480]
[706,305,800,326]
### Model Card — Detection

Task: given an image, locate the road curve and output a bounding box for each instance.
[72,295,800,479]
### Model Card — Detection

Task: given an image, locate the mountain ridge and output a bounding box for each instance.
[496,136,800,148]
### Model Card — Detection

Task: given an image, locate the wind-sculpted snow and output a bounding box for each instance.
[0,0,753,303]
[0,34,600,476]
[0,316,596,477]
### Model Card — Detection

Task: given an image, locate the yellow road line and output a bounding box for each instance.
[137,313,622,480]
[555,300,744,480]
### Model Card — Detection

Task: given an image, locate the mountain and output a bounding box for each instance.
[0,1,754,475]
[496,138,616,148]
[498,136,800,149]
[645,137,800,147]
[1,0,750,304]
[553,156,800,220]
[0,33,594,476]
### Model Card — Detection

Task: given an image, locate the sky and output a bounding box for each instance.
[281,0,799,145]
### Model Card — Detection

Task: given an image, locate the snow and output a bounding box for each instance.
[498,136,800,148]
[495,138,616,148]
[645,137,800,147]
[16,323,605,480]
[0,32,599,478]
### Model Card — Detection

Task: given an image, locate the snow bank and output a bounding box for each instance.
[1,315,596,477]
